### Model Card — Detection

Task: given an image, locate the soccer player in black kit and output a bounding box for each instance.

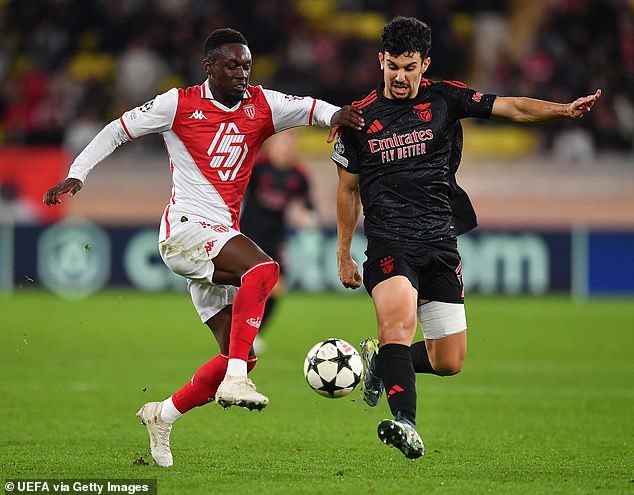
[332,16,601,459]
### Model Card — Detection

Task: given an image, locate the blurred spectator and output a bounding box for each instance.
[0,0,631,154]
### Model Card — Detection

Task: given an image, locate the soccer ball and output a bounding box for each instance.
[303,338,363,398]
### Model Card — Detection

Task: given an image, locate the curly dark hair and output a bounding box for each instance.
[380,16,432,58]
[204,28,248,58]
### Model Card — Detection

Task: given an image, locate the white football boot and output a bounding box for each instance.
[215,376,269,411]
[136,401,173,467]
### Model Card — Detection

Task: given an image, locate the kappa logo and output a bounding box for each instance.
[246,317,262,329]
[204,240,215,256]
[189,110,207,120]
[413,103,432,122]
[379,256,395,274]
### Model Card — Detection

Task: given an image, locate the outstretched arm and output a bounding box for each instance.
[336,166,362,289]
[491,89,601,122]
[42,119,130,206]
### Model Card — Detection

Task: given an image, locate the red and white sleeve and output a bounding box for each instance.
[262,88,340,132]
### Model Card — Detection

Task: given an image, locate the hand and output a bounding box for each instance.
[338,255,362,289]
[567,89,601,119]
[43,178,83,206]
[327,105,364,143]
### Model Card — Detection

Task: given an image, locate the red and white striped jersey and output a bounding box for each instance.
[67,80,339,239]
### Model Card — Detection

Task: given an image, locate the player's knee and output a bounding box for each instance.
[378,322,417,346]
[432,355,464,376]
[241,260,280,297]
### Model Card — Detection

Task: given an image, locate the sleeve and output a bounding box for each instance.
[262,88,340,132]
[119,88,178,139]
[443,81,497,120]
[66,89,178,183]
[330,127,361,174]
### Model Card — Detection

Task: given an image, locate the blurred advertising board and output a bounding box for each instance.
[1,222,632,297]
[0,147,68,223]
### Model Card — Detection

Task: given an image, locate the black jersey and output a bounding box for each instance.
[332,79,496,243]
[240,157,312,255]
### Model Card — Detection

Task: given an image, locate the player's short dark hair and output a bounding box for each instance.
[381,16,431,59]
[204,28,248,58]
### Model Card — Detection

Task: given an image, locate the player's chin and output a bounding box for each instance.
[230,87,247,100]
[390,87,412,100]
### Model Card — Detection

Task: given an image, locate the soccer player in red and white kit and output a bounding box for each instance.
[44,28,363,467]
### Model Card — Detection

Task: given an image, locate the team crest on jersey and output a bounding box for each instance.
[243,104,256,120]
[413,103,432,122]
[472,91,483,102]
[379,256,395,274]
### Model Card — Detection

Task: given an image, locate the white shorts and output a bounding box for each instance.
[159,214,240,321]
[417,301,467,340]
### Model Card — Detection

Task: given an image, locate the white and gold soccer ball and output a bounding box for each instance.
[303,338,363,398]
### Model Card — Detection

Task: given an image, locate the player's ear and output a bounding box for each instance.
[202,57,212,74]
[421,56,431,73]
[378,52,385,70]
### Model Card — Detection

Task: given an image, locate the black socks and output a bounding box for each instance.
[377,343,417,426]
[410,340,439,375]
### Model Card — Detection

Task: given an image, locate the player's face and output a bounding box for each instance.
[204,43,252,107]
[379,51,430,100]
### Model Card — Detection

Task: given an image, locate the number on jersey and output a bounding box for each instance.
[207,122,249,181]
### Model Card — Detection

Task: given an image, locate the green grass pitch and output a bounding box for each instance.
[1,290,632,494]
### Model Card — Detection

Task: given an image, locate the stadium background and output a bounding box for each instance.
[1,2,633,494]
[1,0,633,298]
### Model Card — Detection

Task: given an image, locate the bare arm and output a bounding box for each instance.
[336,166,362,289]
[491,89,601,122]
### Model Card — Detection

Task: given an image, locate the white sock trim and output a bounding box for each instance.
[161,397,182,424]
[226,358,247,377]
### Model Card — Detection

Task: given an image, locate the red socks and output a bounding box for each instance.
[170,261,277,414]
[228,261,279,361]
[172,354,257,413]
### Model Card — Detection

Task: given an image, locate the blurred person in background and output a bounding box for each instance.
[44,27,363,467]
[240,129,318,352]
[333,16,601,460]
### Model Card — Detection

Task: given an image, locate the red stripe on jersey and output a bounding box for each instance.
[356,94,378,110]
[442,80,468,88]
[119,116,134,139]
[308,99,317,126]
[419,78,431,87]
[164,161,176,239]
[164,204,171,239]
[353,90,377,109]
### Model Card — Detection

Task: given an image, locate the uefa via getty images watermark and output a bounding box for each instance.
[4,480,156,495]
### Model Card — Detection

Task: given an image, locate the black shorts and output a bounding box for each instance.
[363,237,464,303]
